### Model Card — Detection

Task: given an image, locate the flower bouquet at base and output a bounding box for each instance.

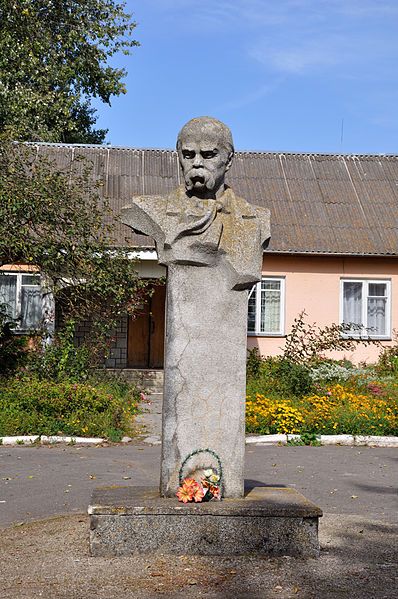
[176,469,221,503]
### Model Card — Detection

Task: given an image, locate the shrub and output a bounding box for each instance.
[377,331,398,374]
[246,347,263,379]
[0,375,140,439]
[26,320,91,382]
[247,355,313,399]
[274,359,313,397]
[308,360,377,385]
[0,304,30,375]
[309,362,354,383]
[283,311,379,366]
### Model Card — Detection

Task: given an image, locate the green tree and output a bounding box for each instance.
[0,0,139,143]
[0,134,150,357]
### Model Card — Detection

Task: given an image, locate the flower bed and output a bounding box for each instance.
[246,381,398,436]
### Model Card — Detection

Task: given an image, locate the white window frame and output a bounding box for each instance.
[339,278,391,340]
[0,271,42,332]
[247,276,285,337]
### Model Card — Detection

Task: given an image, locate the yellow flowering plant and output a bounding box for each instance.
[246,382,398,436]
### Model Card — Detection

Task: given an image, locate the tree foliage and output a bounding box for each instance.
[0,0,139,143]
[0,134,150,348]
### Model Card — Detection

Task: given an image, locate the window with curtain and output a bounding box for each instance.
[247,277,285,335]
[341,279,391,339]
[0,272,42,331]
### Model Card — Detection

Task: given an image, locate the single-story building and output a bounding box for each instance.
[2,144,398,366]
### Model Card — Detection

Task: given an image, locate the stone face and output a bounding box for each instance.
[121,117,270,498]
[89,486,322,558]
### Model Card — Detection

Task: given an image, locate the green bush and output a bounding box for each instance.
[0,375,140,439]
[247,355,313,399]
[275,359,313,397]
[246,348,263,379]
[377,333,398,374]
[26,320,91,382]
[0,304,30,375]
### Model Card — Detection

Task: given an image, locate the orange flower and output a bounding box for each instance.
[210,485,221,500]
[176,485,193,503]
[176,478,205,503]
[192,483,205,503]
[182,478,198,490]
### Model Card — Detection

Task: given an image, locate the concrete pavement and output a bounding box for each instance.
[0,443,396,528]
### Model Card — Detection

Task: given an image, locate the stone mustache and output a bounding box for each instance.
[122,117,270,498]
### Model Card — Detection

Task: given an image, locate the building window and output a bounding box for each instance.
[0,272,42,331]
[340,279,391,339]
[248,277,285,336]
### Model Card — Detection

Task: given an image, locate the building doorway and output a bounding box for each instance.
[127,283,166,368]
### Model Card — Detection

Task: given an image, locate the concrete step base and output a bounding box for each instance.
[89,485,322,558]
[105,369,164,391]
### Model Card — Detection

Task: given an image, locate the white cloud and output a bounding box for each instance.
[326,0,398,18]
[141,0,398,77]
[218,78,284,111]
[146,0,398,28]
[250,35,347,74]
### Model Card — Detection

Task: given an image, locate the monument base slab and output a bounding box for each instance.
[88,486,322,558]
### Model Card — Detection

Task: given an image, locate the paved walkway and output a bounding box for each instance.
[0,443,397,598]
[133,391,162,443]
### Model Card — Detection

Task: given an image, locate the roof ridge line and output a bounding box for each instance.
[26,142,398,159]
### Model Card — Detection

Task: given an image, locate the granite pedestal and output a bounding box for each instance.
[161,264,248,498]
[89,486,322,558]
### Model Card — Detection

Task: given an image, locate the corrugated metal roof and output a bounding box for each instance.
[33,144,398,256]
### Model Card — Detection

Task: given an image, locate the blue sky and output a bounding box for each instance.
[94,0,398,154]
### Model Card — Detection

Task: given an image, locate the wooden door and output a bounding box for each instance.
[127,284,166,368]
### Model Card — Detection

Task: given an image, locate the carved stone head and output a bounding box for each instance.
[176,117,234,199]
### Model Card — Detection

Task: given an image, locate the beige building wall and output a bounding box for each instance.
[247,254,398,364]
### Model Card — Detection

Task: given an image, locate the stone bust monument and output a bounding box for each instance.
[122,116,270,290]
[122,117,270,498]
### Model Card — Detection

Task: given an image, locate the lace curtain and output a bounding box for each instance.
[0,274,17,320]
[343,281,386,336]
[0,273,42,329]
[21,286,42,329]
[247,280,281,334]
[367,283,386,336]
[260,280,281,333]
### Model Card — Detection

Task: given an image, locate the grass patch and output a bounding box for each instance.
[286,433,321,446]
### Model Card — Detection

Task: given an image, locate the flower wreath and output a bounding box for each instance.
[176,448,223,503]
